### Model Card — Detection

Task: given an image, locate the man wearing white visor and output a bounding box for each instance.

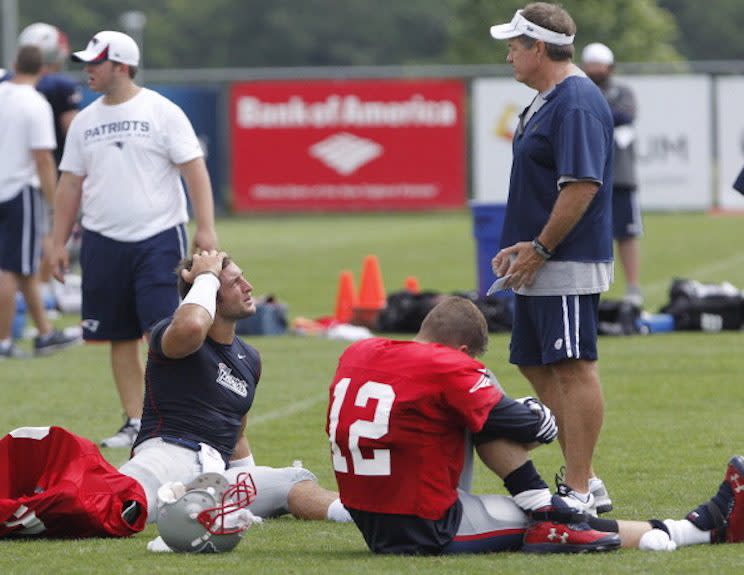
[49,30,218,449]
[489,3,615,517]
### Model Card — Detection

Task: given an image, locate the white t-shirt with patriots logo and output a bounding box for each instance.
[60,87,203,241]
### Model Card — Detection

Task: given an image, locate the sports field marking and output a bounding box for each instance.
[642,250,744,300]
[250,394,327,426]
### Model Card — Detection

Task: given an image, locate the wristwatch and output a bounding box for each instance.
[532,238,554,260]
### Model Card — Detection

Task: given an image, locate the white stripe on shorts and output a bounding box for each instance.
[573,295,580,359]
[561,295,572,359]
[21,187,31,275]
[177,224,187,259]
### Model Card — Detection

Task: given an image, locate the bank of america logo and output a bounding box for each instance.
[309,132,383,175]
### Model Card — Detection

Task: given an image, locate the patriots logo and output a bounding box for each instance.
[81,319,100,333]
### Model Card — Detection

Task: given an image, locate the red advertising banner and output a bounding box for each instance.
[230,79,466,212]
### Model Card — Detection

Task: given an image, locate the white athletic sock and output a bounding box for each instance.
[327,498,352,523]
[663,519,711,547]
[513,488,552,511]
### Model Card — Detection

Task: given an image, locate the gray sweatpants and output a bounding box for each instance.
[118,438,316,522]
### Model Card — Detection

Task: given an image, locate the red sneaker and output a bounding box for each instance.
[522,497,620,554]
[725,456,744,543]
[687,455,744,544]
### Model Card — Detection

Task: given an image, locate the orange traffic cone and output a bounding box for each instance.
[358,255,386,309]
[353,255,386,328]
[404,276,421,294]
[334,270,358,324]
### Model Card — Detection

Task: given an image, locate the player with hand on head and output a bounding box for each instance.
[327,296,744,555]
[118,250,351,552]
[48,30,218,448]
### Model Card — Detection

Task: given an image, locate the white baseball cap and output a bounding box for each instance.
[18,22,69,65]
[71,30,139,66]
[490,10,575,46]
[582,42,614,65]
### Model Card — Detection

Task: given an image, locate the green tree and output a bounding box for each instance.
[658,0,744,60]
[447,0,681,64]
[19,0,457,68]
[17,0,682,68]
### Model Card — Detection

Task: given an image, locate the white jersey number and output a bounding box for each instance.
[328,378,395,476]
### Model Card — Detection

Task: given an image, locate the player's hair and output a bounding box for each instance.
[14,45,43,75]
[417,296,489,357]
[176,255,232,299]
[518,2,576,61]
[127,65,138,79]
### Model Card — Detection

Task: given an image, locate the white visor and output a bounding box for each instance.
[490,10,574,46]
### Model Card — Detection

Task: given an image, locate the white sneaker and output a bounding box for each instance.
[556,483,597,516]
[147,535,173,553]
[589,476,613,514]
[100,418,141,448]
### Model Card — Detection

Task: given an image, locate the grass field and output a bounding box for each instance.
[2,211,744,574]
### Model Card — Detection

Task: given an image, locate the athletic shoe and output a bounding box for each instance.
[522,495,620,553]
[0,342,30,359]
[555,480,597,516]
[687,455,744,543]
[33,329,81,356]
[100,418,141,448]
[589,476,614,514]
[623,290,644,309]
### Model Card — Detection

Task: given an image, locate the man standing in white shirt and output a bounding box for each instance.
[0,46,80,359]
[49,31,218,448]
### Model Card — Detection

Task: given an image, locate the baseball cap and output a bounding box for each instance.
[18,22,70,65]
[582,43,614,65]
[490,10,574,46]
[71,31,139,66]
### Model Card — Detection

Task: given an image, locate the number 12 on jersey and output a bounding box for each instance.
[328,378,396,476]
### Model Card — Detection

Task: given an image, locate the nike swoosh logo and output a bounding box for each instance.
[238,353,247,359]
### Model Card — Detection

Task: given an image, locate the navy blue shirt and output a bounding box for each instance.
[36,73,82,164]
[500,75,614,263]
[135,316,261,461]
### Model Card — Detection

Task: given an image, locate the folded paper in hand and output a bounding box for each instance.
[486,275,512,296]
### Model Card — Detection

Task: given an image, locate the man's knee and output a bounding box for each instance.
[242,465,318,519]
[287,479,338,521]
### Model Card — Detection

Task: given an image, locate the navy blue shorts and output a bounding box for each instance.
[80,225,188,341]
[0,186,44,276]
[612,187,642,240]
[509,294,600,366]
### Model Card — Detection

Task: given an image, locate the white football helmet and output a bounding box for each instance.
[156,472,258,553]
[17,22,70,66]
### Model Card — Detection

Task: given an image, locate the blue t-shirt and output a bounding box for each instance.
[500,75,614,263]
[36,74,82,164]
[135,316,261,461]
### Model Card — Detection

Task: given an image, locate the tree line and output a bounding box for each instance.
[15,0,744,69]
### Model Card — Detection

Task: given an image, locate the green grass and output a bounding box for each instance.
[2,211,744,574]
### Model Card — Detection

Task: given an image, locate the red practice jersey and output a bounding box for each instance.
[327,338,503,520]
[0,426,147,538]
